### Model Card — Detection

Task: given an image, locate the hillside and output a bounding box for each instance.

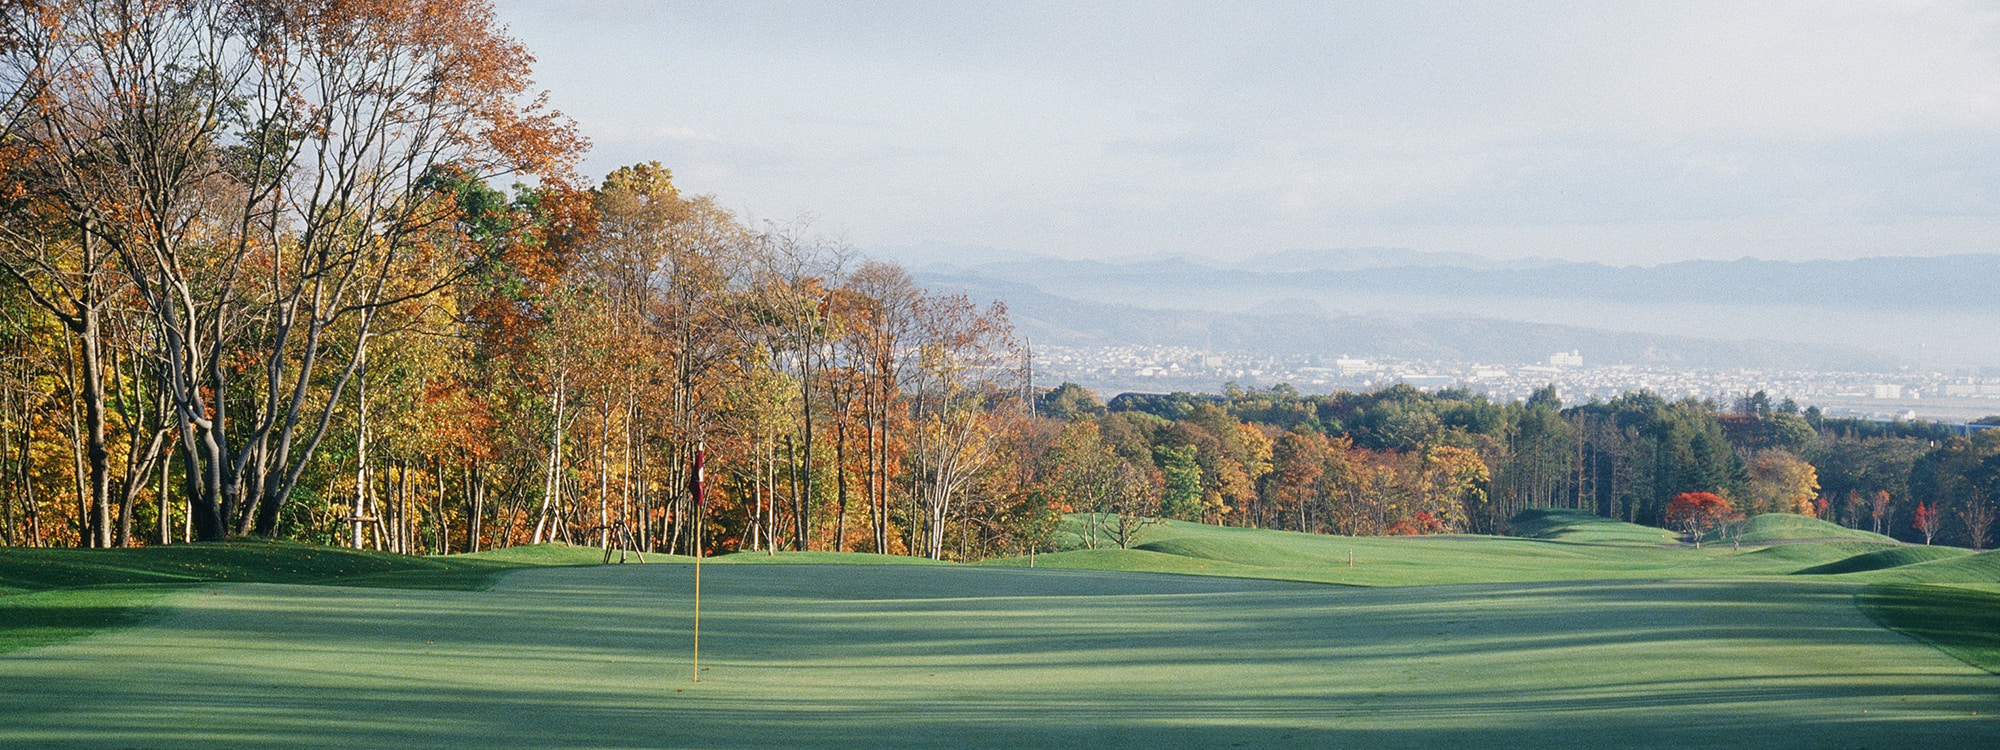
[989,514,1960,587]
[1509,508,1682,546]
[1723,514,1897,545]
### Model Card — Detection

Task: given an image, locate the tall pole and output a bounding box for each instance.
[690,439,705,683]
[693,524,701,682]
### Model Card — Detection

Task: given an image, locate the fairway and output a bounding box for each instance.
[3,564,1995,749]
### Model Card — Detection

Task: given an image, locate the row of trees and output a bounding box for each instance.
[0,0,1050,560]
[0,0,581,546]
[1087,384,1998,549]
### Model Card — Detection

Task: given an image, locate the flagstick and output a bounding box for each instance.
[692,522,700,683]
[691,439,705,684]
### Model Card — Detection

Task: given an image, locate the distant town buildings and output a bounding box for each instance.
[1032,345,2000,422]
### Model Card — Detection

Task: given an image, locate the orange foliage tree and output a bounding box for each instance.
[1912,501,1941,546]
[1664,492,1734,547]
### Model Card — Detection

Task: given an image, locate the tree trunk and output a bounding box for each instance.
[834,419,849,551]
[158,448,172,546]
[436,460,448,555]
[598,407,611,550]
[533,373,568,545]
[471,465,485,553]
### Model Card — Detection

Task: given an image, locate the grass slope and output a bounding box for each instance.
[0,540,606,654]
[1510,508,1681,546]
[1847,549,2000,585]
[1857,583,2000,674]
[2,565,1992,749]
[1794,546,1973,575]
[708,551,949,566]
[1724,513,1896,544]
[991,516,1904,586]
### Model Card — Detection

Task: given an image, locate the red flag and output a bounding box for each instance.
[688,444,706,507]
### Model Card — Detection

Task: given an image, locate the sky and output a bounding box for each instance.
[493,1,2000,266]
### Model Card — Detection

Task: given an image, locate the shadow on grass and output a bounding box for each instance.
[0,541,604,653]
[0,586,174,654]
[4,567,1994,749]
[1857,583,2000,674]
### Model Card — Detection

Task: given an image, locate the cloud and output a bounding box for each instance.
[495,0,2000,263]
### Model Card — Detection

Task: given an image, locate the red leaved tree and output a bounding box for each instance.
[1912,502,1942,546]
[1665,492,1733,548]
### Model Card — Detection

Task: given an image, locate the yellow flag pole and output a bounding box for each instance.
[691,439,705,683]
[692,523,700,682]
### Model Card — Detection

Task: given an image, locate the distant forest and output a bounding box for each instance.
[1059,384,1998,549]
[1,2,1994,558]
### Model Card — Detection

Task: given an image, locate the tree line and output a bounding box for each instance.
[0,0,1050,559]
[2,1,1994,558]
[1080,384,1998,549]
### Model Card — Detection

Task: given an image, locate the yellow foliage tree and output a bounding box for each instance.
[1741,448,1820,516]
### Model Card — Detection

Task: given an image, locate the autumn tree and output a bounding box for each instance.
[1263,430,1325,531]
[1740,448,1820,516]
[1664,491,1733,548]
[1960,500,1995,551]
[1409,443,1488,533]
[1869,490,1894,537]
[1,0,579,541]
[1912,501,1941,546]
[904,292,1019,559]
[1042,421,1128,550]
[841,261,919,553]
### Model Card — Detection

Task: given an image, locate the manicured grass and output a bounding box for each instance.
[4,516,1998,747]
[455,543,621,567]
[1848,548,2000,585]
[1722,513,1895,544]
[709,551,949,565]
[989,517,1916,586]
[2,565,1993,749]
[1509,507,1681,546]
[0,586,172,655]
[0,538,595,593]
[0,540,607,654]
[1794,545,1973,575]
[1856,583,2000,674]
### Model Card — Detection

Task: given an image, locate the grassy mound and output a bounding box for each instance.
[1856,583,2000,674]
[1849,549,2000,584]
[1681,541,1901,577]
[709,551,948,565]
[457,543,621,566]
[1794,546,1973,576]
[0,540,605,654]
[1134,535,1311,567]
[1001,516,1918,586]
[1725,513,1895,544]
[1509,508,1680,546]
[990,546,1279,578]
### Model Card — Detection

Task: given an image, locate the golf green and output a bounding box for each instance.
[2,564,1993,748]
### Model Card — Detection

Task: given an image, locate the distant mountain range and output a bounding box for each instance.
[928,253,2000,312]
[889,250,2000,371]
[917,272,1894,371]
